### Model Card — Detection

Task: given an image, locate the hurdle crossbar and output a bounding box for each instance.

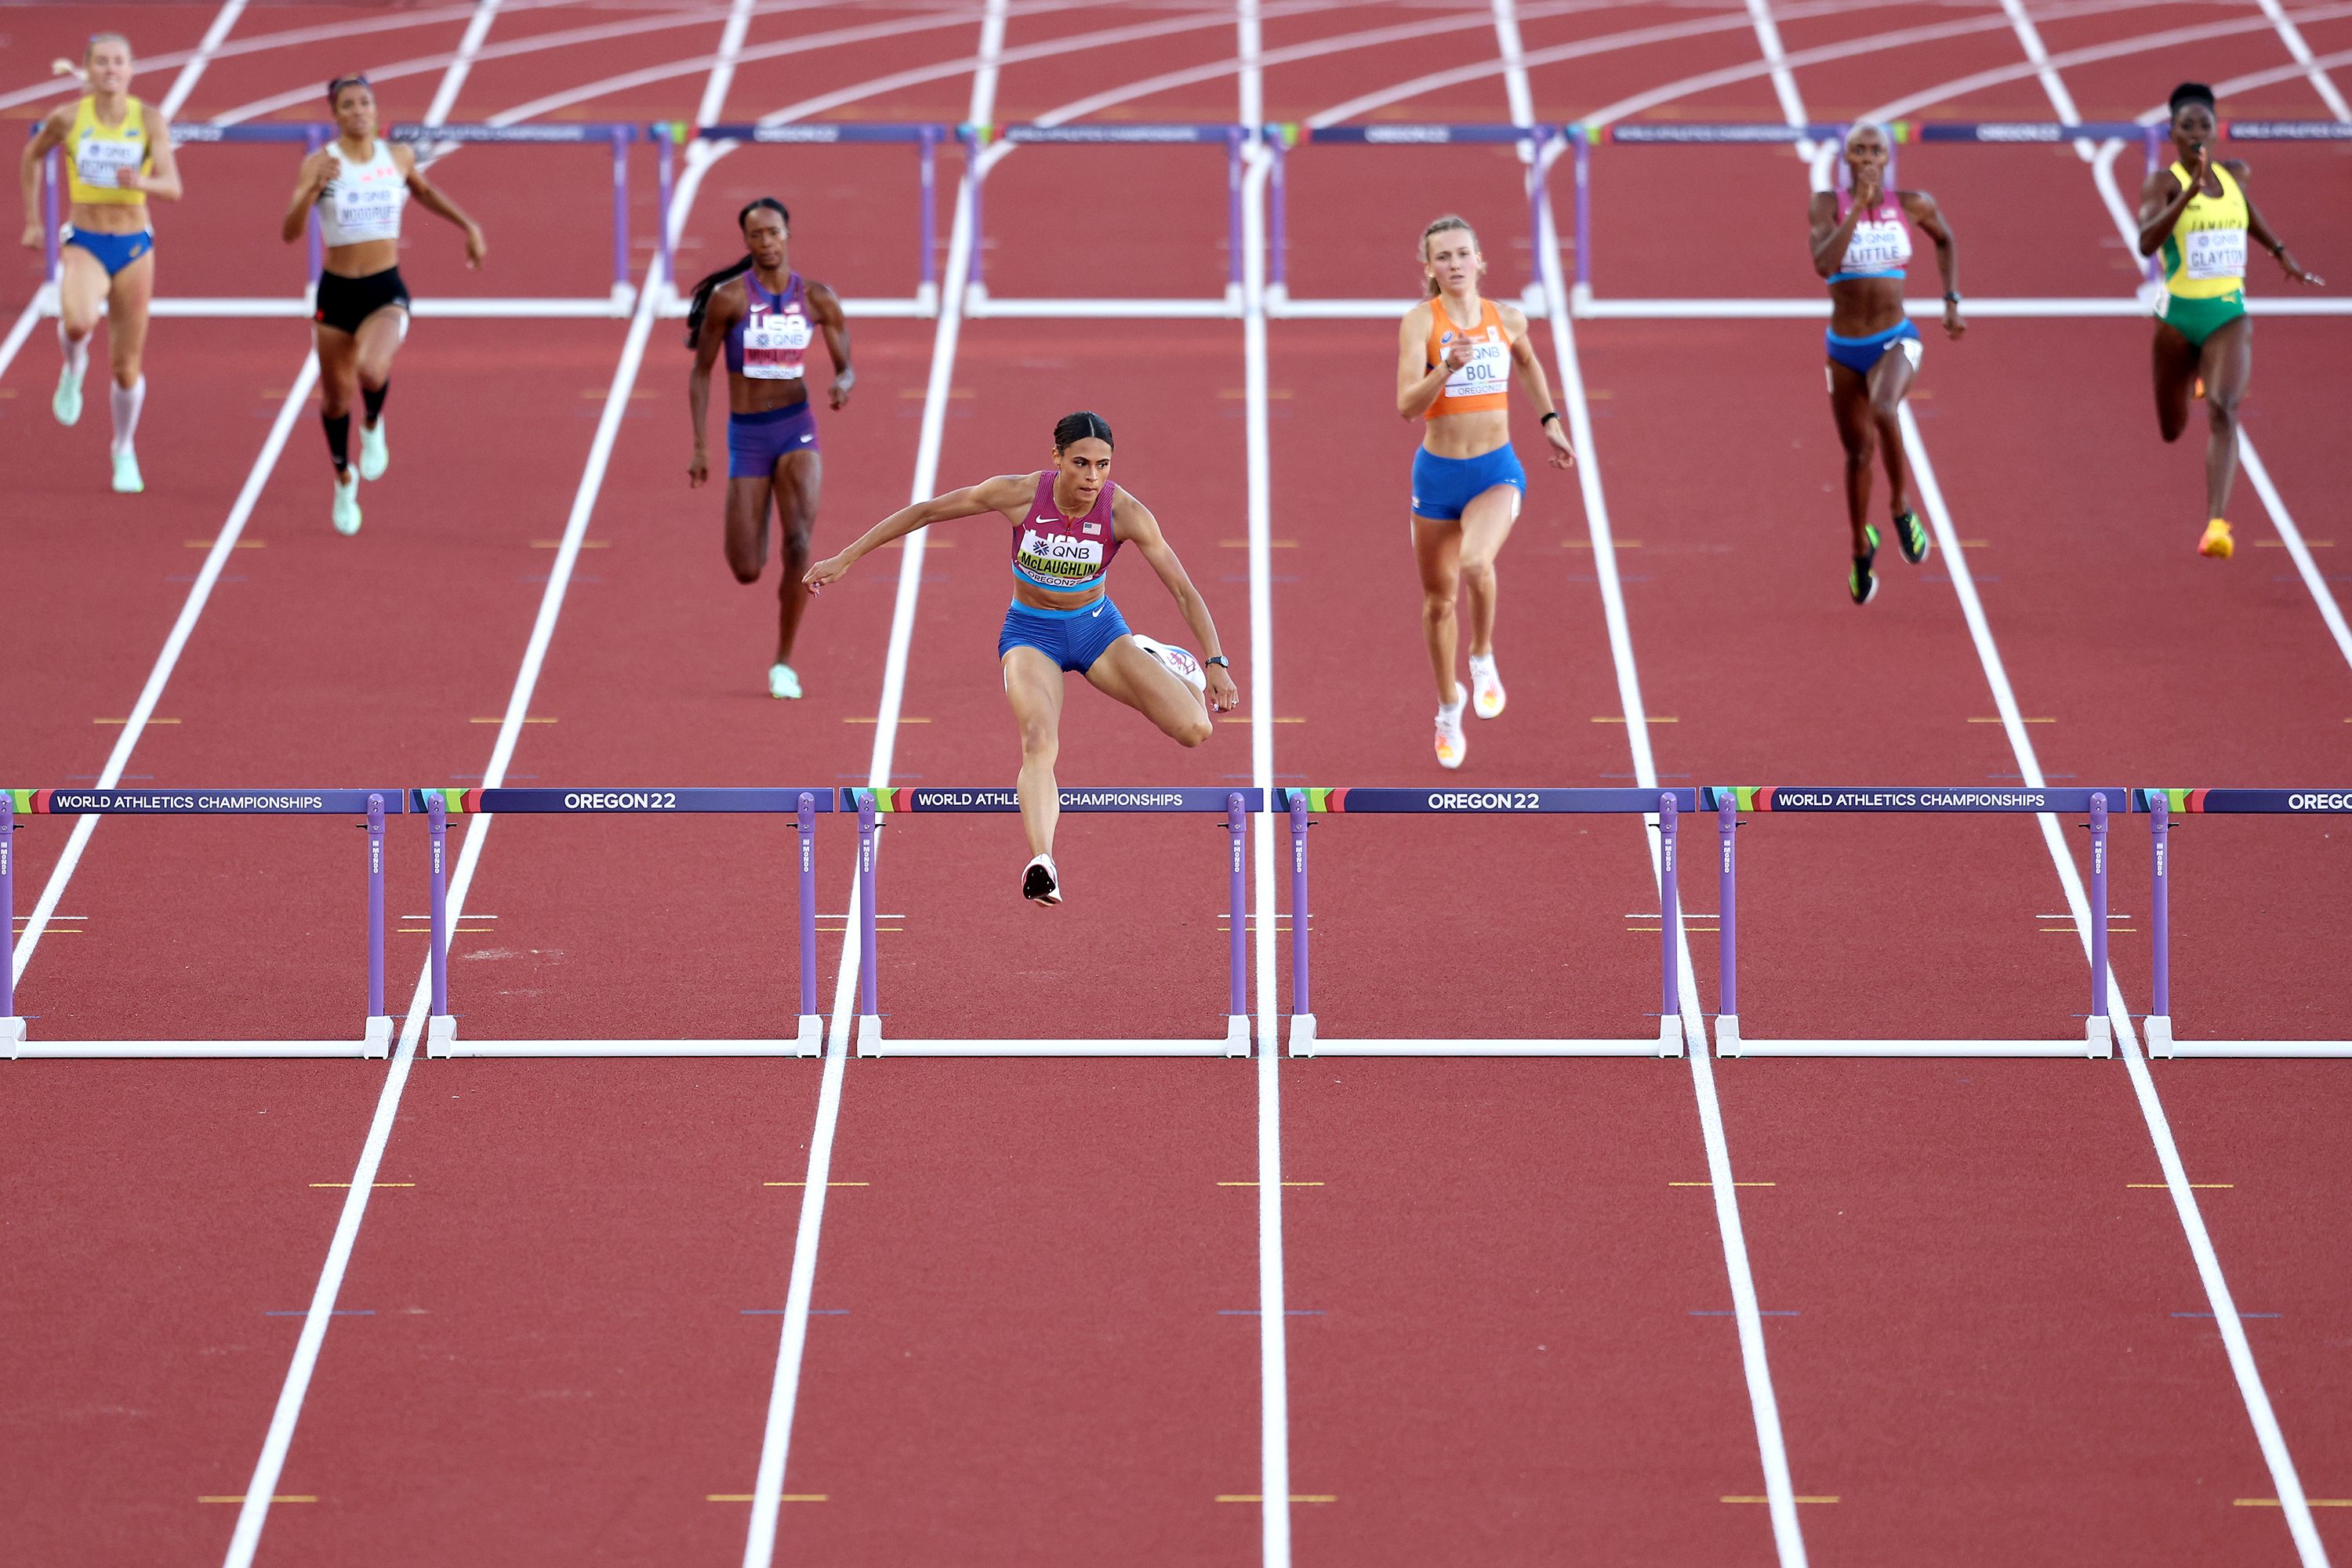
[2,788,397,1059]
[678,122,948,317]
[1706,786,2125,1058]
[846,786,1258,1057]
[1279,786,1694,1057]
[420,787,831,1058]
[34,122,641,318]
[967,124,1250,318]
[2140,789,2352,1058]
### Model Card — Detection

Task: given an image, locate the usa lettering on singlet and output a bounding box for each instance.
[1438,325,1510,402]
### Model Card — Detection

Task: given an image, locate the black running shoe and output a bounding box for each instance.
[1891,509,1929,564]
[1849,524,1880,606]
[1021,853,1062,905]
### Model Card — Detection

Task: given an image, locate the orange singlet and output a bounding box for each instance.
[1423,297,1511,419]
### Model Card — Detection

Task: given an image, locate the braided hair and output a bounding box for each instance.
[684,198,790,350]
[1052,410,1112,451]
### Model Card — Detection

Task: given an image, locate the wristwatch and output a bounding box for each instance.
[1943,291,1962,304]
[1205,655,1229,668]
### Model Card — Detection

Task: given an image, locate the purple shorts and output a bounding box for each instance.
[728,399,818,479]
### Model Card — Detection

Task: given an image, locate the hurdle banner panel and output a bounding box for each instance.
[423,789,830,1058]
[2,789,394,1060]
[2140,789,2352,1059]
[1279,787,1687,1058]
[1708,786,2116,1058]
[848,787,1254,1057]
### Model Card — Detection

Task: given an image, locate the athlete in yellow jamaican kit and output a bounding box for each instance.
[2136,82,2323,560]
[18,32,183,493]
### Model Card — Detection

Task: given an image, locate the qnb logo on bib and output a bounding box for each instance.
[2184,227,2247,281]
[1445,332,1510,400]
[1843,218,1911,270]
[743,308,811,379]
[333,185,400,232]
[1016,528,1106,581]
[76,140,141,188]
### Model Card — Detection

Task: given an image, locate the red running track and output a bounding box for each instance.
[5,2,2351,1565]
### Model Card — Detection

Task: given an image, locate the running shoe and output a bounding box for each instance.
[1434,702,1467,769]
[1022,852,1062,905]
[111,448,143,495]
[1468,652,1505,719]
[1891,509,1929,565]
[1849,524,1880,606]
[2198,517,2234,559]
[358,417,390,481]
[1130,633,1207,694]
[768,662,802,699]
[332,472,362,536]
[53,361,83,426]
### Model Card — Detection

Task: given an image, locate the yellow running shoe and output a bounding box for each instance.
[2198,517,2233,559]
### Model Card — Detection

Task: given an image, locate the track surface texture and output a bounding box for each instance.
[3,2,2347,1566]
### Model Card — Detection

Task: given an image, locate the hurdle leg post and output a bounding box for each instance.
[655,124,677,308]
[1571,124,1592,312]
[2142,127,2165,288]
[2086,793,2113,1057]
[608,125,633,313]
[1220,793,1250,1056]
[796,792,822,1054]
[1523,127,1548,312]
[916,126,939,316]
[1656,794,1683,1055]
[42,149,61,293]
[962,128,987,307]
[1225,127,1244,313]
[1286,791,1316,1057]
[855,794,883,1055]
[426,792,456,1056]
[2,793,21,1057]
[305,127,326,306]
[1715,792,1740,1055]
[1267,135,1289,310]
[364,793,391,1058]
[2147,794,2174,1056]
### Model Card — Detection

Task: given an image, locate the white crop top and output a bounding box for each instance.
[316,140,406,248]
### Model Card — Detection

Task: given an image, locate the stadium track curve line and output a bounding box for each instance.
[1838,33,2334,1568]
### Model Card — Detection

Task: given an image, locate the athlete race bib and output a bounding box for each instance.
[1014,528,1105,584]
[742,308,811,379]
[1842,216,1911,272]
[1441,330,1511,402]
[74,137,142,191]
[2183,227,2247,282]
[329,178,401,238]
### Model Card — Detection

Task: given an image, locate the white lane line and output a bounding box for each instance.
[736,7,1003,1563]
[217,8,747,1564]
[2252,0,2350,120]
[2240,440,2352,673]
[1742,0,1815,155]
[1238,5,1291,1563]
[1994,0,2092,156]
[423,0,503,125]
[1899,408,2332,1568]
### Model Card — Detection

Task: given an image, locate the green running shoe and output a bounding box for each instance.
[1849,524,1880,606]
[1891,509,1929,564]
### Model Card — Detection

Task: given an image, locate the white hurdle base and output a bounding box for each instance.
[4,1014,394,1060]
[855,1012,1252,1058]
[2143,1016,2352,1059]
[1714,1014,2113,1058]
[1287,1013,1684,1058]
[425,1013,824,1058]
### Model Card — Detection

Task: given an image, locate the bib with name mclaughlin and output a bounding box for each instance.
[1009,472,1120,592]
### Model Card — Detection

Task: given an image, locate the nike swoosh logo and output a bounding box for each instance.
[799,434,813,443]
[1091,606,1103,617]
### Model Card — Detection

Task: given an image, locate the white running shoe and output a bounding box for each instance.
[1021,852,1062,905]
[1129,633,1207,694]
[768,662,802,699]
[1468,652,1504,719]
[1435,702,1467,770]
[331,472,362,536]
[111,448,143,494]
[53,361,84,426]
[358,417,390,481]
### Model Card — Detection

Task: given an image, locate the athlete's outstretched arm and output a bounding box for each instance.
[804,473,1034,590]
[398,146,487,267]
[1499,303,1573,468]
[1115,491,1241,713]
[808,281,855,408]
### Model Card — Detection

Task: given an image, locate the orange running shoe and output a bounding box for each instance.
[2198,517,2234,559]
[1434,702,1467,770]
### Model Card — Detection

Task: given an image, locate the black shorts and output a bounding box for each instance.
[314,267,411,335]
